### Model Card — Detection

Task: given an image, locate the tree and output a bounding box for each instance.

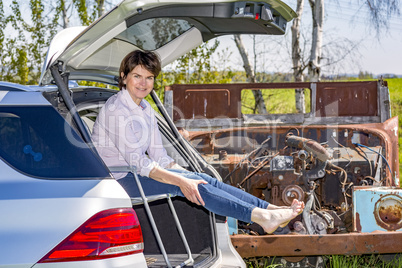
[170,40,221,85]
[291,0,306,113]
[159,39,234,100]
[291,0,323,112]
[3,0,62,84]
[96,0,105,17]
[0,0,6,78]
[234,34,267,114]
[291,0,305,83]
[48,0,106,29]
[74,0,106,24]
[307,0,324,82]
[28,0,51,82]
[0,0,108,84]
[61,0,70,28]
[290,0,399,113]
[363,0,400,36]
[49,0,106,29]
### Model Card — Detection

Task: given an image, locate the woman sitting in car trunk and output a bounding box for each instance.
[91,50,304,234]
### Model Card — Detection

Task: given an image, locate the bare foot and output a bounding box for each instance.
[251,202,303,234]
[279,199,305,228]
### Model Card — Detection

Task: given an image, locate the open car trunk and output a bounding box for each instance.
[164,80,402,264]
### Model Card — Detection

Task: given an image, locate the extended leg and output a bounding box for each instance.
[175,170,269,210]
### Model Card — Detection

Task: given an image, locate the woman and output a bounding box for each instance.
[92,50,304,234]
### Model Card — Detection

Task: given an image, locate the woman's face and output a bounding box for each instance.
[122,65,155,105]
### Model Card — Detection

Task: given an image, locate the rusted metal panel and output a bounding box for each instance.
[188,117,400,185]
[285,135,332,162]
[353,186,402,232]
[167,82,312,121]
[182,88,233,119]
[166,84,241,120]
[167,81,387,123]
[315,81,378,117]
[230,232,402,257]
[375,195,402,230]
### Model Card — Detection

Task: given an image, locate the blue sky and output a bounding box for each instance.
[314,0,402,76]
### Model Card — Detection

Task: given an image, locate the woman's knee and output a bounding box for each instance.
[178,171,207,182]
[194,172,217,183]
[197,183,215,196]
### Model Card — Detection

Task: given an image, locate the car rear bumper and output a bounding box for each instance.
[31,254,148,268]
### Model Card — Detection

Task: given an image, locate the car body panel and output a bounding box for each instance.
[31,254,147,268]
[0,161,133,266]
[0,91,50,105]
[31,254,148,268]
[0,81,38,92]
[0,90,146,266]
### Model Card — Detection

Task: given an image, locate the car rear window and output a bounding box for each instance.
[0,106,110,179]
[117,18,193,50]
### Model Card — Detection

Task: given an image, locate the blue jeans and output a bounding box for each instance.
[117,169,269,223]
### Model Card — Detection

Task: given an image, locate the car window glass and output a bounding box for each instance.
[0,106,110,179]
[116,18,193,50]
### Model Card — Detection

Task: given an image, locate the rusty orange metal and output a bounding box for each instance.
[167,80,381,120]
[374,194,402,231]
[315,81,378,117]
[188,119,400,187]
[171,81,399,184]
[230,232,402,257]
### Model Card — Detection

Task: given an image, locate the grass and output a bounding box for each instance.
[326,254,402,268]
[241,88,311,114]
[245,254,402,268]
[387,78,402,177]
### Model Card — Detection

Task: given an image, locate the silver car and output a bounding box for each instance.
[0,0,296,267]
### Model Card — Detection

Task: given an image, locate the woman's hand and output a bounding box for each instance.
[178,177,208,206]
[148,166,207,206]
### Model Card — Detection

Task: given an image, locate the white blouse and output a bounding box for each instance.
[92,89,174,178]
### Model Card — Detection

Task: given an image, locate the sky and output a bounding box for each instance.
[317,0,402,76]
[214,0,402,77]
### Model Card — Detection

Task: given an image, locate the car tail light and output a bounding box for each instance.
[39,208,143,263]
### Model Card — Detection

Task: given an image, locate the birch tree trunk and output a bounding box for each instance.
[61,0,69,28]
[308,0,324,82]
[97,0,105,17]
[292,0,305,113]
[234,34,267,114]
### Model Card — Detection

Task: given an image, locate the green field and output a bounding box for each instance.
[241,88,311,114]
[387,78,402,176]
[245,254,402,268]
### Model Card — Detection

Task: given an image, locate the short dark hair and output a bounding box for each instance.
[118,50,161,90]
